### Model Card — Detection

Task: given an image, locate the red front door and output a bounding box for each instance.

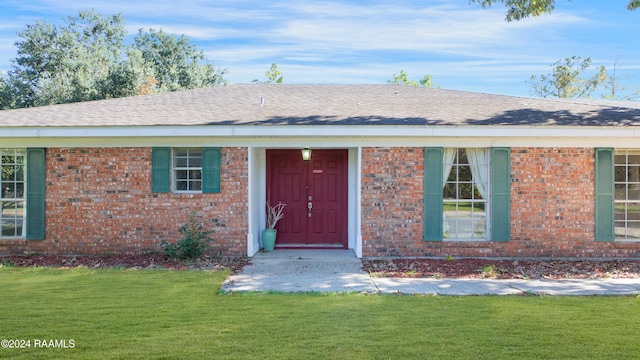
[266,149,348,248]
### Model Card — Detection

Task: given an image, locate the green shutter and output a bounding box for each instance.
[595,148,614,242]
[151,147,171,193]
[491,148,511,242]
[26,148,46,240]
[202,147,221,194]
[424,147,443,241]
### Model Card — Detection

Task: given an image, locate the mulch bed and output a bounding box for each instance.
[4,254,640,280]
[362,258,640,280]
[0,254,251,273]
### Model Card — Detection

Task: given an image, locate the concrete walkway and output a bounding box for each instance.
[221,250,640,296]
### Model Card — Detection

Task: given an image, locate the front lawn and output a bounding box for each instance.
[2,267,640,359]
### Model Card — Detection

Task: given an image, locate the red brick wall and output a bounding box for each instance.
[509,148,595,257]
[5,145,640,258]
[1,147,248,256]
[510,148,639,258]
[361,147,640,258]
[361,147,425,256]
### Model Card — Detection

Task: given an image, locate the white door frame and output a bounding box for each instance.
[246,147,362,257]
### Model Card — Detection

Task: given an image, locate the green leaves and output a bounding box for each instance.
[388,70,435,88]
[161,212,214,260]
[134,28,227,92]
[252,63,284,84]
[530,56,608,98]
[0,10,227,109]
[470,0,554,21]
[10,10,126,107]
[471,0,637,22]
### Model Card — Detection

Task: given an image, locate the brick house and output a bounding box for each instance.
[2,84,640,258]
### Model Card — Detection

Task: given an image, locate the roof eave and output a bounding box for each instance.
[2,124,640,139]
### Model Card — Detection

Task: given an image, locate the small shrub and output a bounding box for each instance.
[481,265,507,279]
[482,265,497,278]
[162,212,213,260]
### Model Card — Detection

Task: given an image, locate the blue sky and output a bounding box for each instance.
[0,0,638,98]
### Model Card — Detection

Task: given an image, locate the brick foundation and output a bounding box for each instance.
[361,147,640,258]
[0,147,248,256]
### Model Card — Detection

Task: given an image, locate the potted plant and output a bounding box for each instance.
[262,201,286,252]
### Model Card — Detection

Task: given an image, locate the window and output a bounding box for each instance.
[424,147,509,242]
[152,147,220,194]
[173,148,202,192]
[614,149,640,240]
[1,149,26,237]
[443,148,489,240]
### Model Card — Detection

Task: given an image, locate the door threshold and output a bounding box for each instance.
[275,244,346,250]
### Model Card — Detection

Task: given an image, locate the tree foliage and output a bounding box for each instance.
[470,0,638,22]
[134,28,226,91]
[530,56,608,98]
[600,54,639,100]
[0,10,226,109]
[3,11,127,108]
[253,63,283,84]
[388,70,435,87]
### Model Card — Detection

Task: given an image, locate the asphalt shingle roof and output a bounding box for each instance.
[1,84,640,127]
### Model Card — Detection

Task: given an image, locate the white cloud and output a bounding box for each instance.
[197,1,591,69]
[126,24,243,40]
[0,0,638,97]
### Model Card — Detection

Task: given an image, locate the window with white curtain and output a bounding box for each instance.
[443,148,489,240]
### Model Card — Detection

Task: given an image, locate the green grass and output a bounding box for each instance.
[615,204,640,212]
[2,267,640,359]
[443,202,485,212]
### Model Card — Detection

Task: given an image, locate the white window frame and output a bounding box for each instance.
[443,148,490,241]
[614,149,640,241]
[172,148,203,193]
[1,149,26,238]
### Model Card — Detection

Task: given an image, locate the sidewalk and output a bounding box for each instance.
[221,250,640,296]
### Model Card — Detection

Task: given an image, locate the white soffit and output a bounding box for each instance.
[2,125,640,138]
[3,125,640,148]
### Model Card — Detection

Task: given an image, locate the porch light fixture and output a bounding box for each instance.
[301,148,312,161]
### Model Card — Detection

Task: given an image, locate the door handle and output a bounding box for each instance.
[308,202,312,217]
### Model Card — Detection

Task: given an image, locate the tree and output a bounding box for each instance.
[388,70,435,87]
[0,11,226,109]
[470,0,638,22]
[252,63,283,84]
[3,10,126,108]
[98,48,159,98]
[530,56,608,98]
[0,75,21,110]
[133,28,226,92]
[265,63,283,84]
[601,54,639,100]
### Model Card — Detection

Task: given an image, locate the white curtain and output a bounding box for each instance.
[443,148,457,187]
[466,148,489,200]
[442,148,457,235]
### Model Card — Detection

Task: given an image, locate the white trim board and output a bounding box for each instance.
[5,135,640,149]
[3,124,640,139]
